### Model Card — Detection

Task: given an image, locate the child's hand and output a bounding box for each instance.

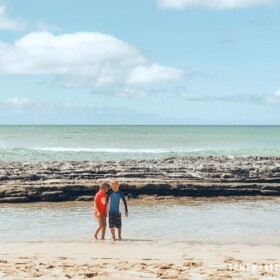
[125,212,128,217]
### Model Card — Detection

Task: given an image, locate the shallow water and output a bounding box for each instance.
[1,198,279,245]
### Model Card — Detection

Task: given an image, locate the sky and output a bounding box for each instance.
[0,0,280,125]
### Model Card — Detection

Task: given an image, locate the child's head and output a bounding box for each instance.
[110,179,119,192]
[100,182,110,193]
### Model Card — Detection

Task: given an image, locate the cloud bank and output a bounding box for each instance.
[0,97,162,125]
[0,5,25,30]
[184,90,280,105]
[0,32,183,93]
[157,0,273,9]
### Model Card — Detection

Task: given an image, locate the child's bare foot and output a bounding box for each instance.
[112,236,116,241]
[93,234,98,240]
[118,236,122,241]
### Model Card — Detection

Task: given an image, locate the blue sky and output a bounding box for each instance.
[0,0,280,124]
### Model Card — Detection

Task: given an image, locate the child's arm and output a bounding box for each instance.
[120,191,128,217]
[105,194,111,217]
[104,189,113,216]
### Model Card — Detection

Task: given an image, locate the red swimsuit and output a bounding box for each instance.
[94,190,106,216]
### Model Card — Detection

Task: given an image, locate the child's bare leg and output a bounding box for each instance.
[101,227,106,240]
[110,227,116,241]
[117,227,122,240]
[94,216,103,239]
[101,216,106,240]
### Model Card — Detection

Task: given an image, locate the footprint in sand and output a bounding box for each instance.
[139,262,148,266]
[184,259,203,268]
[157,270,179,279]
[158,264,174,270]
[209,268,241,278]
[57,257,68,260]
[18,256,30,259]
[31,272,43,278]
[224,257,243,264]
[46,264,55,269]
[61,263,76,269]
[84,272,98,278]
[260,271,277,277]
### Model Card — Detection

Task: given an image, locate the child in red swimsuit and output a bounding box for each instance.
[93,182,109,240]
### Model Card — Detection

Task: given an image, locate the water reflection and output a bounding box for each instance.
[0,197,279,244]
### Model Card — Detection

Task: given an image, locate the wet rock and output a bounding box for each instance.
[4,189,27,197]
[0,190,5,198]
[29,174,42,181]
[0,156,280,202]
[0,196,29,203]
[40,191,65,201]
[76,195,93,201]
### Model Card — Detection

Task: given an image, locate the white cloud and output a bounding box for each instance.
[0,97,163,125]
[127,64,183,85]
[157,0,273,9]
[5,97,31,106]
[184,90,280,105]
[0,32,183,93]
[274,89,280,97]
[0,5,25,30]
[264,90,280,104]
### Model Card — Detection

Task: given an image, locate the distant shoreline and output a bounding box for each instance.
[1,156,280,203]
[1,124,280,126]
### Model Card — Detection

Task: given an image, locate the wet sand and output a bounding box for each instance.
[0,241,279,279]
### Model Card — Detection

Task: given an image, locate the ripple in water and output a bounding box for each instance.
[1,198,280,245]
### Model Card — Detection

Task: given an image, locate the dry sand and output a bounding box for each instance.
[0,240,279,280]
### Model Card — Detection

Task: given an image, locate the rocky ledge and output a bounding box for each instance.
[0,156,280,203]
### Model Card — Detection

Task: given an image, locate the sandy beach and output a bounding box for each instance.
[0,240,279,279]
[1,198,279,279]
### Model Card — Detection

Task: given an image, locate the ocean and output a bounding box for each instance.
[1,126,280,244]
[0,125,280,161]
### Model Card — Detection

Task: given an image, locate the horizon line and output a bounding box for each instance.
[0,124,280,126]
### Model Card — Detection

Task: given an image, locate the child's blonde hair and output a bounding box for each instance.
[110,178,119,185]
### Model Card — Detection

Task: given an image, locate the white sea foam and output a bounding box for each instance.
[32,147,187,153]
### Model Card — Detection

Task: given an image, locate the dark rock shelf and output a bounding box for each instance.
[0,156,280,203]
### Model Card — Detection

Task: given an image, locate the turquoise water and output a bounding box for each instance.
[0,125,280,161]
[1,198,279,244]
